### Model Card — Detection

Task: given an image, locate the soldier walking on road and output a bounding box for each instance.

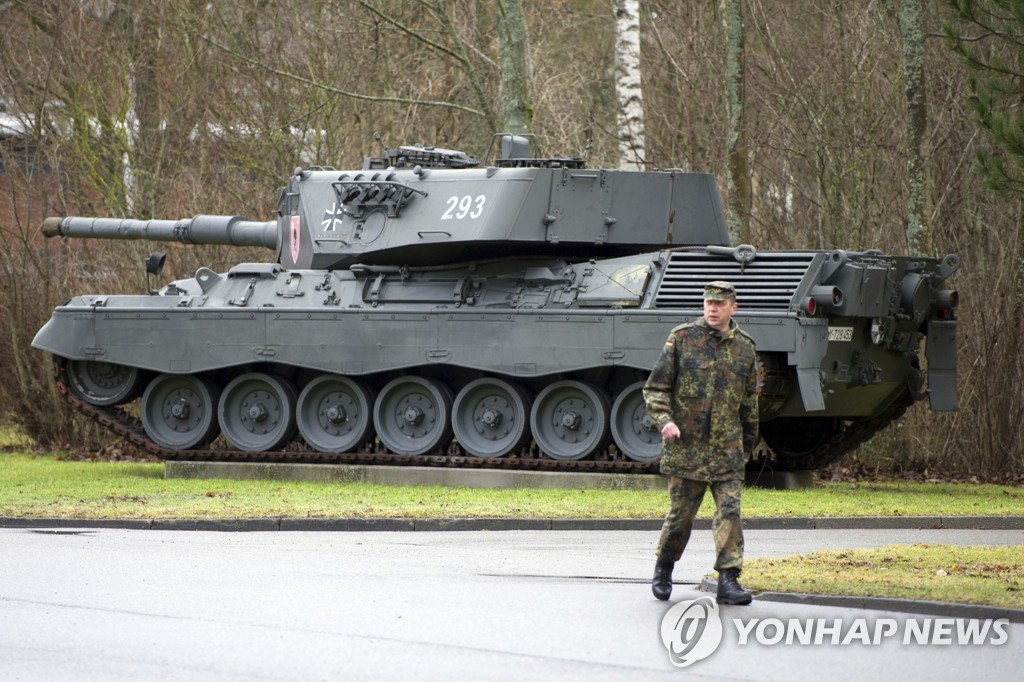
[643,280,759,605]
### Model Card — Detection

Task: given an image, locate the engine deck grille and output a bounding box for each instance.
[654,251,817,310]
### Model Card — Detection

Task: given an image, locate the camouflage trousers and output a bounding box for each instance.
[655,476,744,571]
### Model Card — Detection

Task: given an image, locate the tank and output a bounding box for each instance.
[33,134,960,472]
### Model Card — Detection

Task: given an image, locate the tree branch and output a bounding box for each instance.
[357,0,466,63]
[199,34,486,118]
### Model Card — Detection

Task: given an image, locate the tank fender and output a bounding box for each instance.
[792,322,828,411]
[925,320,958,411]
[31,310,94,359]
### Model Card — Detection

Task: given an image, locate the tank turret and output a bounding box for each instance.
[42,135,729,271]
[278,137,729,270]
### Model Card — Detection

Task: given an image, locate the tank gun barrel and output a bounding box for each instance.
[41,215,278,250]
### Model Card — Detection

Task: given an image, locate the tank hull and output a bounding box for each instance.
[33,246,958,470]
[34,292,916,420]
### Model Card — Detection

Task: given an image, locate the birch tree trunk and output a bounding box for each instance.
[498,0,532,134]
[721,0,751,244]
[111,1,162,218]
[898,0,928,255]
[613,0,645,169]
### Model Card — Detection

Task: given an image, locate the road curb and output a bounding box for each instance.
[163,460,668,490]
[698,576,1024,624]
[2,515,1022,532]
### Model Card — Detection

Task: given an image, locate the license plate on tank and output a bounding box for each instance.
[828,326,854,342]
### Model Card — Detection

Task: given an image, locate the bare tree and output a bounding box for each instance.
[0,0,1020,472]
[896,0,929,256]
[498,0,532,134]
[110,0,161,217]
[721,0,751,243]
[945,0,1024,472]
[613,0,645,169]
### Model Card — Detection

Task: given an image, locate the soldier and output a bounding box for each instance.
[643,280,759,605]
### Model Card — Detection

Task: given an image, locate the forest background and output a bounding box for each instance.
[0,0,1021,477]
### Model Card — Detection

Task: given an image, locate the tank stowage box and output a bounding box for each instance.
[34,134,960,471]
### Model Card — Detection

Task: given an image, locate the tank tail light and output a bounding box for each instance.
[930,289,959,320]
[802,286,843,316]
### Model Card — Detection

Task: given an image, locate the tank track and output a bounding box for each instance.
[51,360,659,474]
[52,359,910,474]
[758,392,915,472]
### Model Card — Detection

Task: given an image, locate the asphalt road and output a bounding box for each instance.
[2,526,1022,681]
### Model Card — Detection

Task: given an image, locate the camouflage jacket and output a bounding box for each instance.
[642,318,759,481]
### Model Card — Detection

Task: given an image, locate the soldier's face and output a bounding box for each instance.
[703,297,738,332]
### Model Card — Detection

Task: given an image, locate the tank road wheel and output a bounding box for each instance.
[296,375,376,453]
[530,380,610,461]
[217,373,298,452]
[452,378,532,458]
[610,381,662,462]
[66,359,146,406]
[373,377,453,456]
[141,374,220,450]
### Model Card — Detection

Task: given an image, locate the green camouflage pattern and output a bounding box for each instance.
[643,317,759,481]
[703,280,736,301]
[655,476,744,570]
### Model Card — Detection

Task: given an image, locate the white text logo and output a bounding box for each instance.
[660,606,1011,667]
[733,617,1009,646]
[659,597,723,667]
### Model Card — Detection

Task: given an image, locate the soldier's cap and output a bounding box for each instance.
[703,280,737,302]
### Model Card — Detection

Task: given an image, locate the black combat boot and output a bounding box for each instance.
[716,568,752,605]
[652,560,674,601]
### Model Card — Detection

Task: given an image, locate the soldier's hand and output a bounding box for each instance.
[661,423,680,440]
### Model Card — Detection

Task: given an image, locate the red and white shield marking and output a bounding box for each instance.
[290,215,301,264]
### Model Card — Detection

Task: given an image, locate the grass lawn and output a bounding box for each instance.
[2,452,1023,520]
[744,544,1024,610]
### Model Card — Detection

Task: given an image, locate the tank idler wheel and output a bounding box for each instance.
[530,380,610,461]
[296,375,376,453]
[218,373,298,452]
[373,376,453,456]
[141,374,221,450]
[66,359,146,407]
[610,381,662,462]
[452,378,532,458]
